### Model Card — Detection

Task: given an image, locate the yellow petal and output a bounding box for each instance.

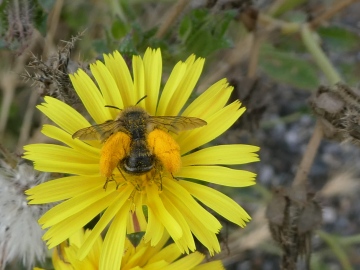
[39,186,117,227]
[104,51,135,106]
[180,181,251,227]
[181,78,232,119]
[26,175,103,203]
[162,252,204,270]
[90,60,123,119]
[162,184,221,255]
[78,186,133,260]
[41,124,100,157]
[143,261,169,270]
[132,55,145,107]
[24,144,98,164]
[44,191,119,248]
[86,229,103,266]
[156,61,187,116]
[181,145,260,166]
[150,243,181,264]
[177,166,256,187]
[164,180,221,233]
[37,96,91,135]
[178,101,245,154]
[193,261,225,270]
[143,48,162,115]
[144,206,165,247]
[70,70,112,124]
[99,201,131,270]
[33,160,99,175]
[165,56,205,116]
[123,246,147,268]
[161,195,196,253]
[146,184,183,241]
[137,232,169,266]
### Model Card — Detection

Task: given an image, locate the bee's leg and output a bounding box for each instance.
[154,160,163,190]
[115,165,128,189]
[171,173,180,181]
[129,189,137,202]
[117,164,142,190]
[103,175,116,190]
[103,178,110,190]
[158,169,163,191]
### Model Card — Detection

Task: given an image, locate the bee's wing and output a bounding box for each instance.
[72,120,124,142]
[149,116,207,133]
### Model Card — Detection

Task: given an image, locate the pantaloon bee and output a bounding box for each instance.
[72,102,206,189]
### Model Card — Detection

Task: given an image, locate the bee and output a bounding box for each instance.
[72,96,207,188]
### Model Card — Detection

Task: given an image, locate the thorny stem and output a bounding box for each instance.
[310,0,358,29]
[155,0,190,38]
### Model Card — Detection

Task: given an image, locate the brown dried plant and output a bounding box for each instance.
[309,82,360,146]
[266,186,322,270]
[22,33,85,106]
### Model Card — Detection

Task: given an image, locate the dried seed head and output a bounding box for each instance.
[22,32,85,106]
[266,185,322,269]
[0,148,50,269]
[309,82,360,146]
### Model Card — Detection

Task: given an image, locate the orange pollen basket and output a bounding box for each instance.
[147,129,181,174]
[99,129,181,187]
[100,132,131,178]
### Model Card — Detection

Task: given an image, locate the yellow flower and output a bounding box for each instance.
[24,48,259,269]
[45,229,225,270]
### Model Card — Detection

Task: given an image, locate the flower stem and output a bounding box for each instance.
[301,24,341,84]
[292,120,323,187]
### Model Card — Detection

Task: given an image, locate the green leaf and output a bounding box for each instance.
[259,44,319,90]
[62,3,89,31]
[111,19,128,39]
[92,39,109,54]
[338,62,360,85]
[214,9,237,37]
[33,4,49,35]
[127,231,145,248]
[177,9,235,57]
[318,26,360,52]
[178,14,192,40]
[118,36,138,56]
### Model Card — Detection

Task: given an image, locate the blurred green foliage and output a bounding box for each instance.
[177,9,236,57]
[259,44,320,90]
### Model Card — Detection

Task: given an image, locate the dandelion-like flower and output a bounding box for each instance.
[37,229,224,270]
[0,158,49,269]
[24,48,259,269]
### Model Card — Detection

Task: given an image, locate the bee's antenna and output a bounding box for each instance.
[105,105,122,110]
[136,95,147,105]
